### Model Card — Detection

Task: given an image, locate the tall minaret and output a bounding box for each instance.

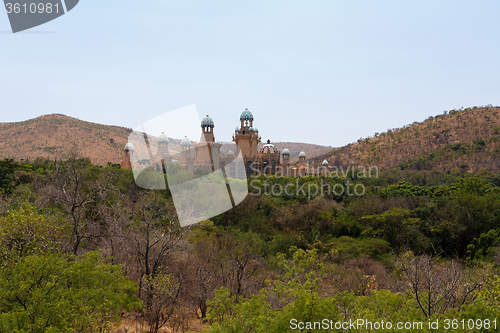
[180,136,193,168]
[298,151,307,167]
[156,132,170,168]
[120,142,135,169]
[281,148,291,176]
[232,108,260,157]
[321,159,330,175]
[200,115,215,143]
[196,115,221,170]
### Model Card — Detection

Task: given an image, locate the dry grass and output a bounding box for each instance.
[111,314,208,333]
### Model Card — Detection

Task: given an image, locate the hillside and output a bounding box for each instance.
[312,106,500,175]
[262,142,331,161]
[0,114,134,165]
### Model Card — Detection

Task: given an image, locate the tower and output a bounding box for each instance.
[296,151,307,176]
[155,132,171,168]
[259,139,281,175]
[180,136,194,171]
[281,148,291,175]
[298,151,307,165]
[200,115,215,143]
[120,142,135,169]
[232,108,261,157]
[195,115,221,170]
[321,159,330,175]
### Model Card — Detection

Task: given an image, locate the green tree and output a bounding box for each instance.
[466,229,500,263]
[0,252,140,332]
[360,208,423,250]
[0,203,65,260]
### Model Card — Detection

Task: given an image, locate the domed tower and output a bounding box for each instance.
[240,108,253,128]
[200,115,215,143]
[156,132,170,166]
[195,115,221,171]
[179,136,194,171]
[232,108,260,157]
[281,148,291,176]
[281,148,292,176]
[281,148,290,161]
[180,136,192,151]
[298,151,307,167]
[321,159,329,175]
[259,139,281,175]
[120,142,135,169]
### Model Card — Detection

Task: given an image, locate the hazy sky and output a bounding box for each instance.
[1,1,499,147]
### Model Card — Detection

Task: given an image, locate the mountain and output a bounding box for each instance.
[270,142,332,162]
[247,141,332,161]
[0,114,133,165]
[0,114,329,165]
[312,106,500,174]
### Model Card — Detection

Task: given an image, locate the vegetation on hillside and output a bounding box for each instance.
[314,106,500,181]
[1,106,500,332]
[0,151,499,332]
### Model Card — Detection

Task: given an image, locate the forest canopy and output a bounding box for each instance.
[0,157,499,332]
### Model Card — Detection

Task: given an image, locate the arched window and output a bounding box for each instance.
[247,161,254,175]
[263,160,270,174]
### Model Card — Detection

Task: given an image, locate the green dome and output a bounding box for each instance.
[322,159,329,166]
[298,151,306,158]
[240,108,254,121]
[201,115,214,127]
[282,148,290,155]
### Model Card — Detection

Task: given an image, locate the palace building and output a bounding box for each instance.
[121,109,330,178]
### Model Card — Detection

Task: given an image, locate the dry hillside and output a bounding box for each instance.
[312,106,500,173]
[0,114,132,165]
[264,142,331,162]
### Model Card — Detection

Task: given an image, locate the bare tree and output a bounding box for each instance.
[123,190,189,333]
[183,227,266,320]
[141,272,183,333]
[45,157,113,254]
[395,252,482,317]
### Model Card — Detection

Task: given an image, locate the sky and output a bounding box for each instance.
[1,0,500,147]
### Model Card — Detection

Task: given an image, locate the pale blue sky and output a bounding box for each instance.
[1,1,499,147]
